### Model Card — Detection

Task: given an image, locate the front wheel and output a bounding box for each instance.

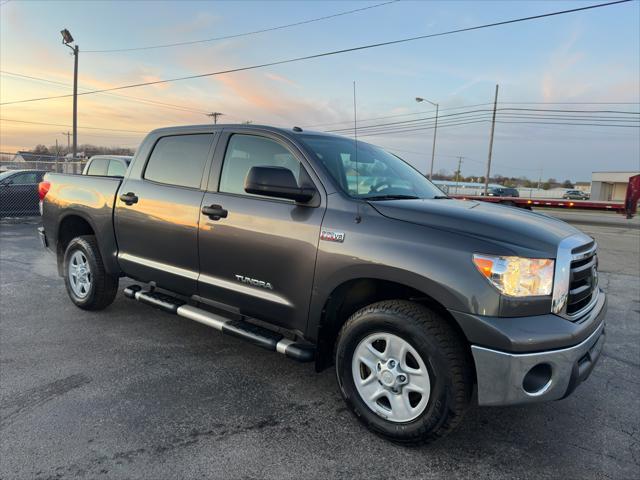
[63,235,118,310]
[335,300,473,445]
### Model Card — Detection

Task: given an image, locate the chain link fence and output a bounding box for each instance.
[1,152,87,218]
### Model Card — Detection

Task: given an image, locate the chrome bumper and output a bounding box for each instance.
[472,294,606,406]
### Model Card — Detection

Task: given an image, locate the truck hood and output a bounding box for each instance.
[369,198,583,256]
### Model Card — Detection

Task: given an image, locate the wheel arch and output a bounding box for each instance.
[55,211,120,277]
[313,277,472,374]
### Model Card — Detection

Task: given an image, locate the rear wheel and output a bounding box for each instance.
[335,300,473,445]
[63,235,118,310]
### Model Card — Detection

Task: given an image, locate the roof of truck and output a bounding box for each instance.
[147,124,341,138]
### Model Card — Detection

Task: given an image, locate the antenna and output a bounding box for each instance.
[353,81,362,223]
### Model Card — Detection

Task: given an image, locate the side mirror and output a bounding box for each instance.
[244,166,315,203]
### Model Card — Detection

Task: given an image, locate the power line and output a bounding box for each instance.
[497,101,640,105]
[499,107,640,115]
[0,118,147,134]
[84,1,400,53]
[338,116,639,138]
[300,103,494,128]
[1,0,630,106]
[326,107,639,133]
[0,71,211,114]
[302,102,640,129]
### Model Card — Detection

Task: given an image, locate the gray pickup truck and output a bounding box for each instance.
[39,124,606,445]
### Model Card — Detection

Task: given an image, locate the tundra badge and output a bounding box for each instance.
[235,275,274,290]
[320,229,345,243]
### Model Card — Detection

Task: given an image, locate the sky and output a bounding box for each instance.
[1,0,639,181]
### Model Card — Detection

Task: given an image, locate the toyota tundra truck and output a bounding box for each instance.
[39,124,606,445]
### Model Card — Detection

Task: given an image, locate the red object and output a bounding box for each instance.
[450,175,640,219]
[38,181,51,201]
[625,175,640,218]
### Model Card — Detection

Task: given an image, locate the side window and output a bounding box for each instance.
[86,158,109,176]
[219,134,303,197]
[144,134,212,188]
[10,172,38,184]
[107,160,126,177]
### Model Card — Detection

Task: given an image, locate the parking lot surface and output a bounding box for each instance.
[1,218,639,479]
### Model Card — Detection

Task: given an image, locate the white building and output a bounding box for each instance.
[591,171,640,201]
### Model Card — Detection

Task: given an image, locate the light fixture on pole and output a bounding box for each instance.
[415,96,439,180]
[60,28,79,159]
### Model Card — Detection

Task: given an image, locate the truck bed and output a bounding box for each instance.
[41,172,123,275]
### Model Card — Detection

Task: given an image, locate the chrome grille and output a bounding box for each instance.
[552,234,600,321]
[566,244,598,316]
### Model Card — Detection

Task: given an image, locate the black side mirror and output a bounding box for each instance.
[244,166,315,203]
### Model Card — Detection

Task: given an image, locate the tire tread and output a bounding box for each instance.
[337,299,473,446]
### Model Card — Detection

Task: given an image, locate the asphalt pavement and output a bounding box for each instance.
[1,218,639,480]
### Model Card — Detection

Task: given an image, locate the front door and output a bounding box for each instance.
[115,132,215,295]
[197,131,325,333]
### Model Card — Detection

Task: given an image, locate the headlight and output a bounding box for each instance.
[472,254,554,297]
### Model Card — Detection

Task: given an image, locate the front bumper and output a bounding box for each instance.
[470,290,606,406]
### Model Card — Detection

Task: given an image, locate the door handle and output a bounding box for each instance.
[202,204,228,221]
[120,192,138,205]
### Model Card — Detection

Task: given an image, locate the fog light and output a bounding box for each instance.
[522,363,552,395]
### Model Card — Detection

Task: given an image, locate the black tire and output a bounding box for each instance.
[335,300,473,446]
[63,235,118,310]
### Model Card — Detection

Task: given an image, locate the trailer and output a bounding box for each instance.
[451,174,640,219]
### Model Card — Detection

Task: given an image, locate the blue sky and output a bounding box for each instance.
[1,0,639,181]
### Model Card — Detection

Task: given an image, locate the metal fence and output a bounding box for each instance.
[1,153,87,218]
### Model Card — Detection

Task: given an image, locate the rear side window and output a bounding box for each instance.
[219,134,303,197]
[87,158,109,176]
[107,160,126,177]
[9,172,39,184]
[145,134,212,188]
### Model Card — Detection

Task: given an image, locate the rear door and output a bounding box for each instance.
[115,132,216,295]
[197,130,325,332]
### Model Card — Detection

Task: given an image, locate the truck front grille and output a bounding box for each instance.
[567,242,598,317]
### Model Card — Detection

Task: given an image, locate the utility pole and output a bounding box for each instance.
[55,139,60,173]
[206,112,224,124]
[61,131,71,154]
[455,156,464,194]
[61,29,78,159]
[536,166,543,197]
[483,84,499,195]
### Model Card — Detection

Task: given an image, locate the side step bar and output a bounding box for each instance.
[123,285,314,362]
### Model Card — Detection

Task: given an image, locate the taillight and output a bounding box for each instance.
[38,181,51,201]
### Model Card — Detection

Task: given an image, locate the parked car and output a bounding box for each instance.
[482,186,520,197]
[82,155,132,177]
[563,189,590,200]
[0,169,47,216]
[39,124,605,445]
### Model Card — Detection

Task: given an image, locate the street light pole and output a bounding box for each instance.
[415,97,439,179]
[72,44,78,159]
[61,29,78,159]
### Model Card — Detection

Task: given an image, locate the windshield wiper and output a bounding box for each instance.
[361,194,420,201]
[432,195,449,199]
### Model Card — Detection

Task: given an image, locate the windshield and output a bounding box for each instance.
[298,135,445,200]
